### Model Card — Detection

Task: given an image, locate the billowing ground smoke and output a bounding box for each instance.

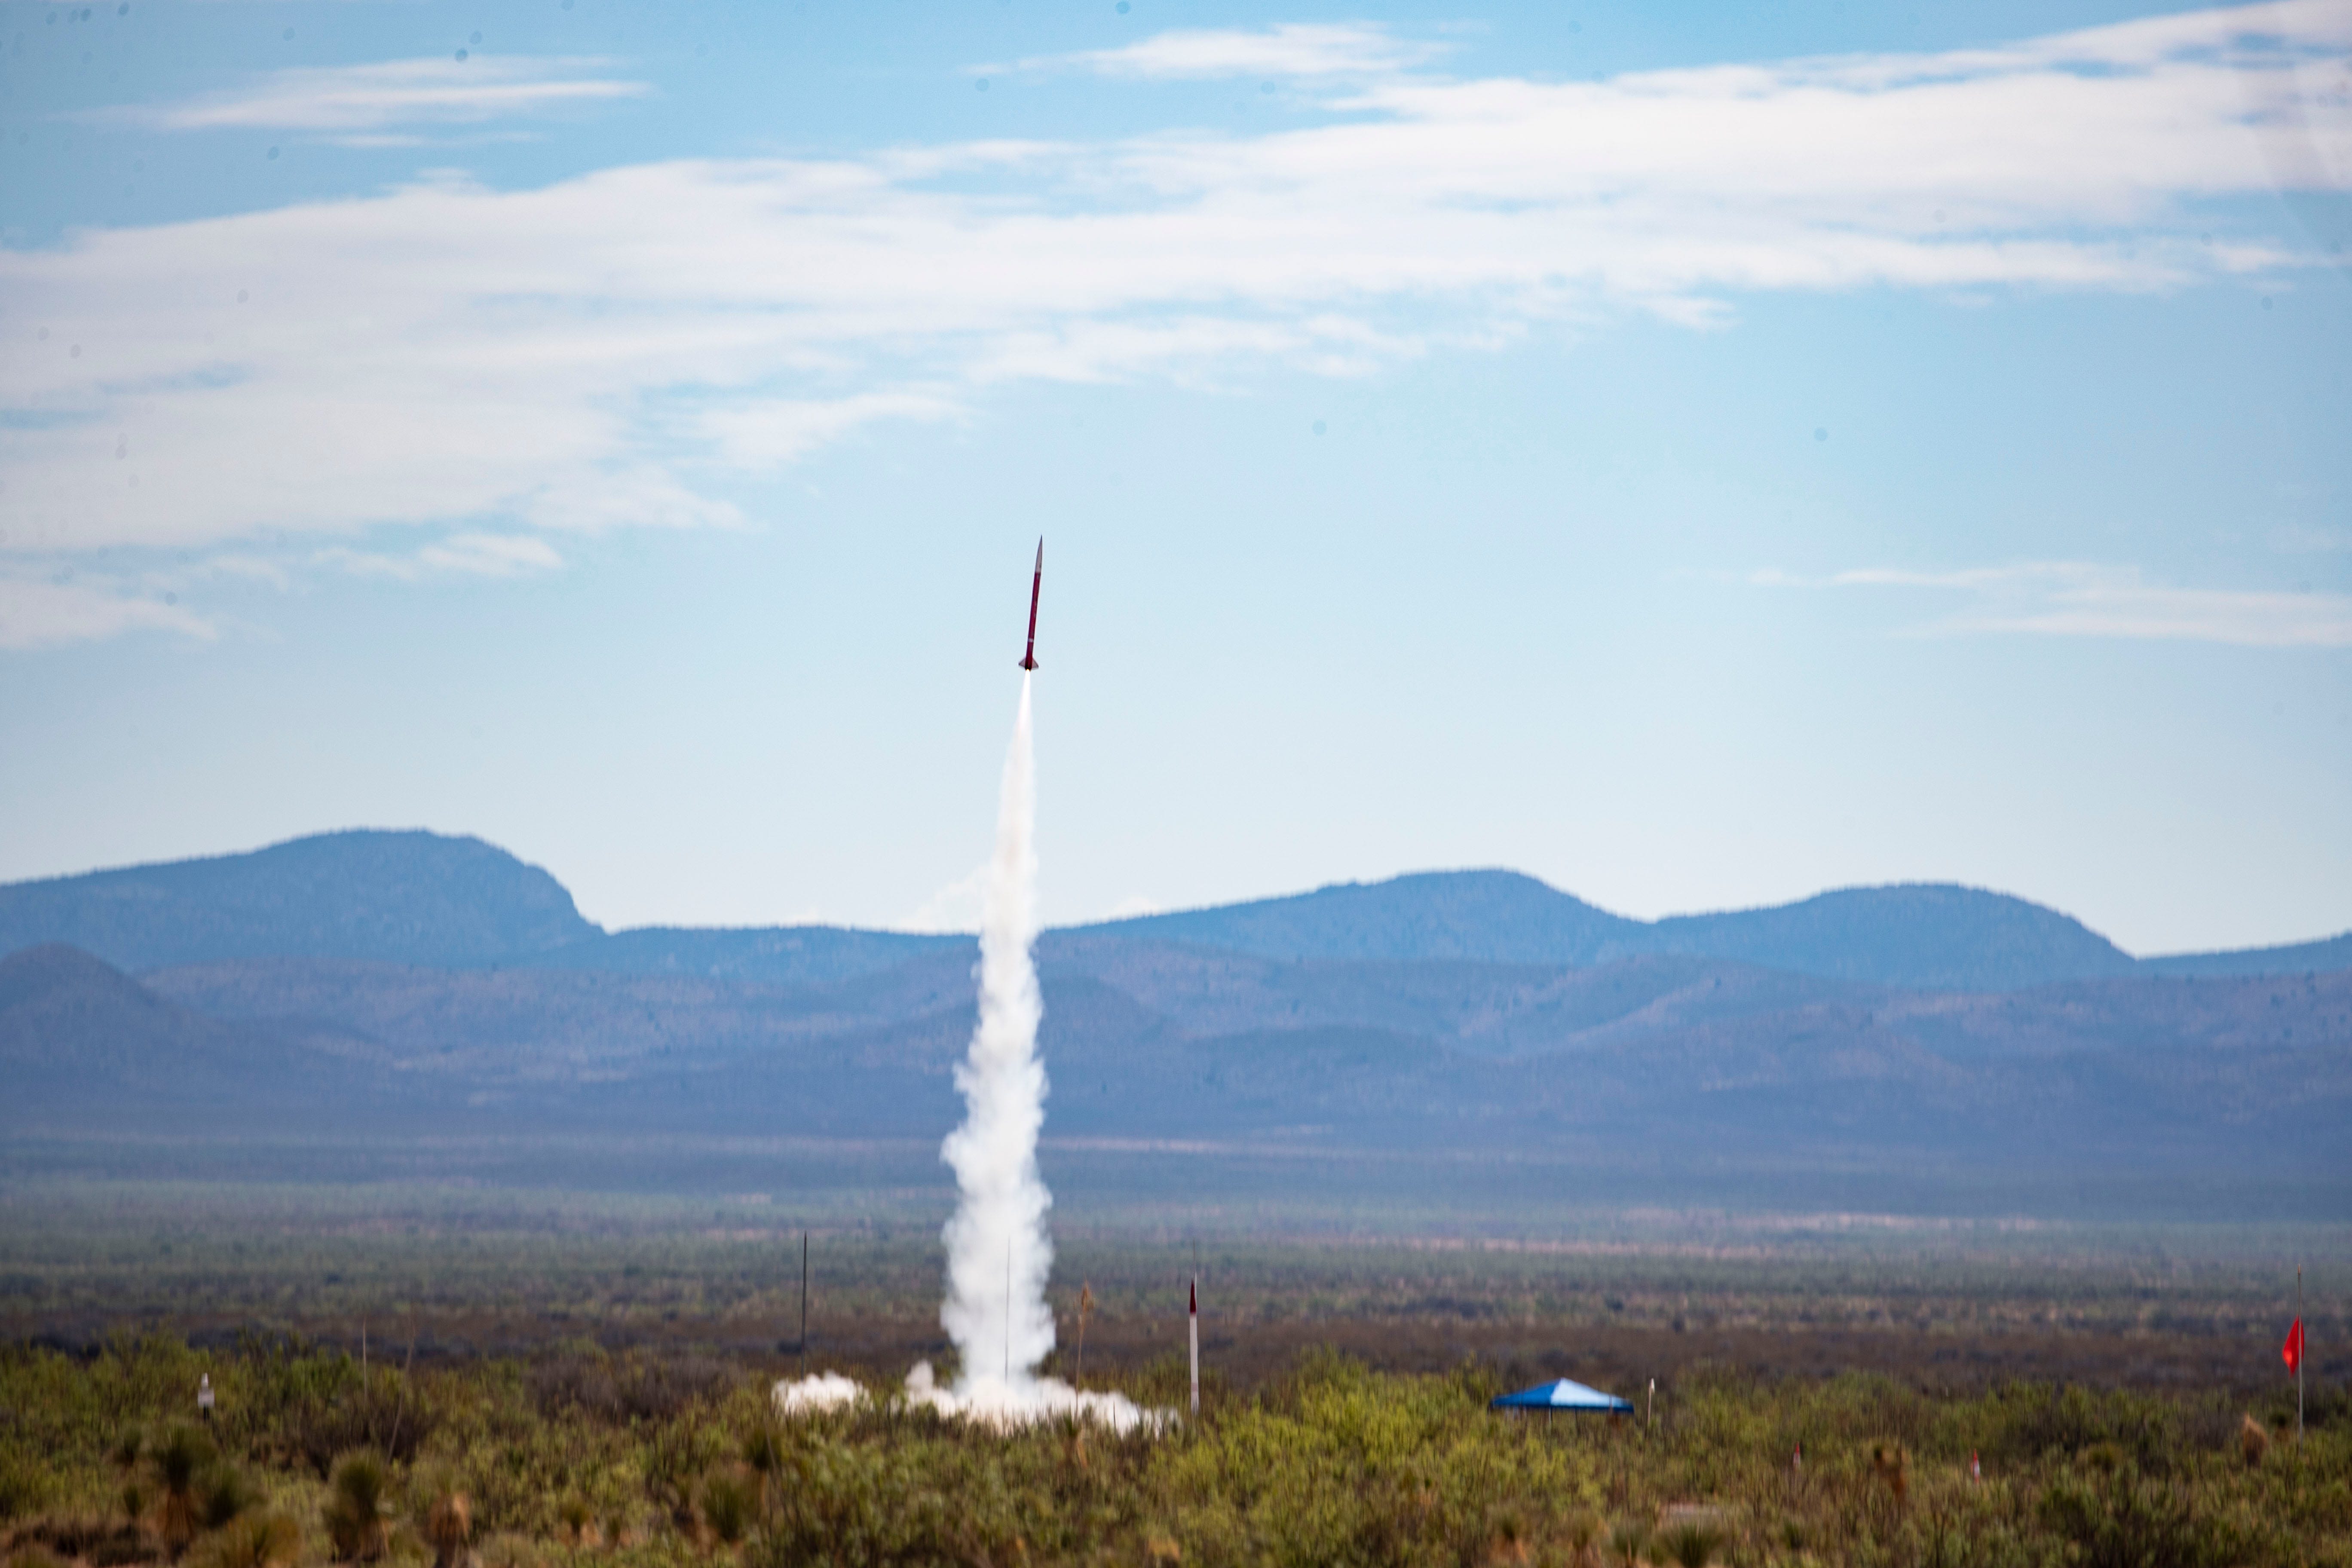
[779,677,1159,1433]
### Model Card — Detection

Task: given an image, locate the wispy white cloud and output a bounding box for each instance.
[698,392,962,471]
[1102,894,1165,920]
[1767,562,2352,648]
[105,56,648,133]
[5,1,2348,645]
[318,533,563,582]
[0,573,214,650]
[1011,22,1449,81]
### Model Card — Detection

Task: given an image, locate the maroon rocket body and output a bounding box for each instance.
[1018,539,1043,671]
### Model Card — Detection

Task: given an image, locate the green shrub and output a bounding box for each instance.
[2037,1461,2241,1568]
[415,1464,473,1568]
[473,1534,542,1568]
[0,1446,49,1523]
[697,1471,756,1547]
[6,1332,2351,1568]
[184,1515,298,1568]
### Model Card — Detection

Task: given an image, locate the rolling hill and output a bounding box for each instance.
[0,831,596,972]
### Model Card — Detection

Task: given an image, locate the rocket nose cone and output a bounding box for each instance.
[1035,539,1044,570]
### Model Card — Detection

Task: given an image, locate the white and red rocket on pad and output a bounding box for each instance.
[1018,539,1044,671]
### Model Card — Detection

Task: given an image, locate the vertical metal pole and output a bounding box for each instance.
[799,1232,809,1378]
[1188,1276,1200,1418]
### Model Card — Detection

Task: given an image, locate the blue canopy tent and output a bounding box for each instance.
[1490,1378,1634,1414]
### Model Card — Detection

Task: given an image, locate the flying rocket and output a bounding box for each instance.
[1018,538,1043,671]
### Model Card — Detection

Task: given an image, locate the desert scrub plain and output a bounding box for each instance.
[5,1183,2342,1391]
[2,1333,2347,1568]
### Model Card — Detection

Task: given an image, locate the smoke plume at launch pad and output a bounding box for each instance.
[778,674,1160,1433]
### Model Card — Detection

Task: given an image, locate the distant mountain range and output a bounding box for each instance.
[3,831,2346,1216]
[3,829,2344,989]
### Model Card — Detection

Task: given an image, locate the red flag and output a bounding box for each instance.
[2283,1318,2304,1373]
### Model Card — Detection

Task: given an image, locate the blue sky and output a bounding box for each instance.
[1,0,2347,952]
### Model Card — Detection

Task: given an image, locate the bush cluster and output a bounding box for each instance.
[3,1335,2345,1566]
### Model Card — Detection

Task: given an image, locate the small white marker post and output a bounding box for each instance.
[1188,1277,1200,1418]
[197,1373,214,1424]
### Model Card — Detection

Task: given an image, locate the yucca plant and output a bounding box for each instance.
[1607,1519,1651,1568]
[1656,1522,1724,1568]
[741,1426,786,1516]
[599,1506,634,1553]
[108,1430,147,1478]
[197,1465,260,1532]
[187,1515,300,1568]
[699,1472,757,1549]
[148,1426,219,1555]
[323,1451,395,1562]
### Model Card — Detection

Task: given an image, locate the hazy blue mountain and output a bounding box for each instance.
[523,926,968,989]
[0,943,368,1122]
[9,833,2346,1216]
[2141,931,2352,978]
[0,830,597,972]
[1647,884,2138,991]
[1075,870,1643,965]
[4,831,2346,995]
[1070,873,2143,991]
[0,942,215,1085]
[15,941,2330,1193]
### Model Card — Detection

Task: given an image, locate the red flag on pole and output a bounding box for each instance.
[2283,1318,2304,1373]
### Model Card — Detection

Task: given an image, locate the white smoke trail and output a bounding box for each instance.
[937,674,1056,1391]
[770,675,1161,1433]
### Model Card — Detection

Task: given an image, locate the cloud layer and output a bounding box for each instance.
[110,55,650,135]
[3,3,2346,646]
[1009,22,1452,81]
[1762,563,2352,648]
